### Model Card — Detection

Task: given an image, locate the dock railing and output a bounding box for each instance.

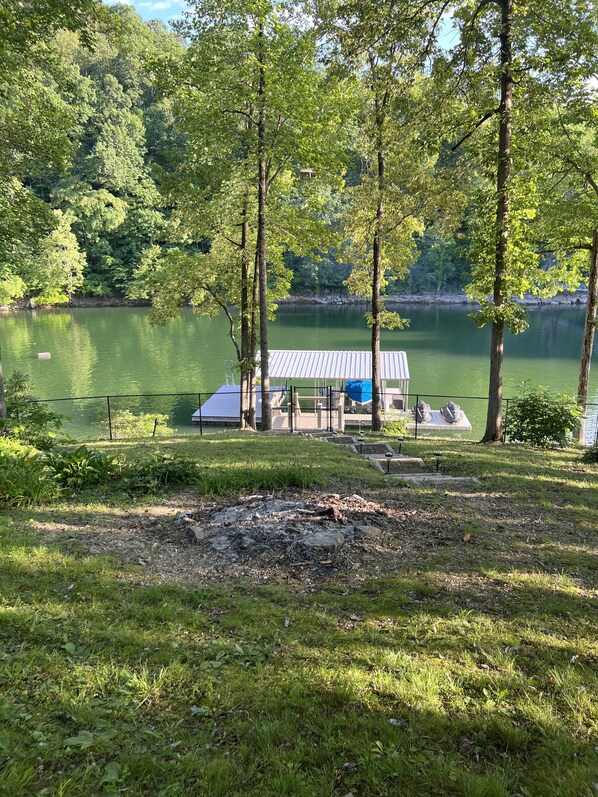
[22,389,598,446]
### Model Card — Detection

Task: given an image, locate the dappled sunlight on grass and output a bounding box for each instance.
[0,437,596,795]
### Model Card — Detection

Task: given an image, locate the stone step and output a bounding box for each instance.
[370,455,426,474]
[389,473,480,484]
[356,442,394,455]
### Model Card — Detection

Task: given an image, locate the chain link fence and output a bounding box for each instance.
[28,389,598,446]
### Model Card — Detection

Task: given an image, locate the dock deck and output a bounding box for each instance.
[271,409,473,433]
[193,386,472,434]
[191,385,285,425]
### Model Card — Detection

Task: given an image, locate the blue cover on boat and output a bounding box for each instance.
[345,379,372,404]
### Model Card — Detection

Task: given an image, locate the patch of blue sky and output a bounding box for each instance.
[104,0,189,26]
[104,0,461,47]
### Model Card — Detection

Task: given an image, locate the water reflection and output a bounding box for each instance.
[0,304,595,402]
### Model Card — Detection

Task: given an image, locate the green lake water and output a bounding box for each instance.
[1,303,596,403]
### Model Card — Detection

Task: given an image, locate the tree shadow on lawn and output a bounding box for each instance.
[1,541,597,796]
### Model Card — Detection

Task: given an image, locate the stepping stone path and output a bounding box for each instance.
[301,433,479,486]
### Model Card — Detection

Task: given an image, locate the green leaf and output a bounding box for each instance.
[100,762,121,784]
[64,730,95,749]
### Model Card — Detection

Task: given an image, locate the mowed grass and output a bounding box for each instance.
[0,433,597,796]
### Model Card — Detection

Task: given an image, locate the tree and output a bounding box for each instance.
[49,11,176,296]
[147,0,348,429]
[444,0,598,442]
[530,102,598,441]
[0,0,104,418]
[25,211,86,304]
[330,0,461,430]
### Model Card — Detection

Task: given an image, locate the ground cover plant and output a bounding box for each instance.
[0,435,596,796]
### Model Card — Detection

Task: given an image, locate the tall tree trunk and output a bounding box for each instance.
[576,230,598,443]
[370,60,386,433]
[248,253,259,430]
[371,138,385,433]
[239,197,250,428]
[256,21,271,431]
[482,0,513,443]
[0,353,5,421]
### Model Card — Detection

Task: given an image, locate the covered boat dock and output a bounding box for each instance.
[192,349,410,427]
[191,348,472,433]
[268,349,410,411]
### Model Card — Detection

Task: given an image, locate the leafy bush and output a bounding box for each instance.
[581,445,598,463]
[111,411,173,439]
[46,445,118,489]
[382,416,409,437]
[1,371,63,450]
[506,386,581,448]
[0,439,60,507]
[121,451,199,492]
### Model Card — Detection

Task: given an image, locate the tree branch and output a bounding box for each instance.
[267,153,293,189]
[451,107,500,151]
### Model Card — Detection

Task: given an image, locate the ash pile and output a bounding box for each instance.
[173,494,389,575]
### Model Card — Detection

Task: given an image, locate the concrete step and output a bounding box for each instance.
[370,455,426,474]
[388,473,480,484]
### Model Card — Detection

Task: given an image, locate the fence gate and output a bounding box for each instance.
[287,385,335,433]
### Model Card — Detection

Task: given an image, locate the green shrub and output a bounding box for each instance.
[1,371,63,450]
[506,386,581,448]
[382,416,409,437]
[0,439,60,507]
[581,445,598,463]
[120,451,199,492]
[46,445,118,489]
[111,411,173,439]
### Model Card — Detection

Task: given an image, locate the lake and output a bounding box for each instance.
[2,303,596,403]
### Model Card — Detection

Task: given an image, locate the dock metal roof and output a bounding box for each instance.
[267,350,410,381]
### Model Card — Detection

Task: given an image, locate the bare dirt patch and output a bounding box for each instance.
[33,491,456,586]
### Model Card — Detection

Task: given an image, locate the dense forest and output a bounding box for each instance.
[1,2,474,303]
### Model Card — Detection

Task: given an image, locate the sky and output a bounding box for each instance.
[105,0,189,26]
[106,1,460,45]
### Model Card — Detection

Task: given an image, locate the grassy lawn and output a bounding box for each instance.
[0,433,597,796]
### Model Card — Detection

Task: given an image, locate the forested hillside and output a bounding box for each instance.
[1,6,180,303]
[1,2,474,303]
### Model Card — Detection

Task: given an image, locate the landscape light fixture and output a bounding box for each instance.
[397,436,405,455]
[434,451,442,472]
[385,451,393,474]
[358,432,365,453]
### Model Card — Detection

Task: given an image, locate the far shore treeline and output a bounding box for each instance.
[1,0,597,441]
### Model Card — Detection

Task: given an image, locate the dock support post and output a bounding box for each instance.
[337,392,345,433]
[294,391,300,431]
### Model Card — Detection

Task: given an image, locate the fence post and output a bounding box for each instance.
[107,395,113,441]
[329,386,333,432]
[414,394,419,439]
[198,392,203,436]
[288,386,293,433]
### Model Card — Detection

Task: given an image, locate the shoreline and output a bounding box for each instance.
[0,290,588,312]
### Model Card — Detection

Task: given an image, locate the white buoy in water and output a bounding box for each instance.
[37,352,51,359]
